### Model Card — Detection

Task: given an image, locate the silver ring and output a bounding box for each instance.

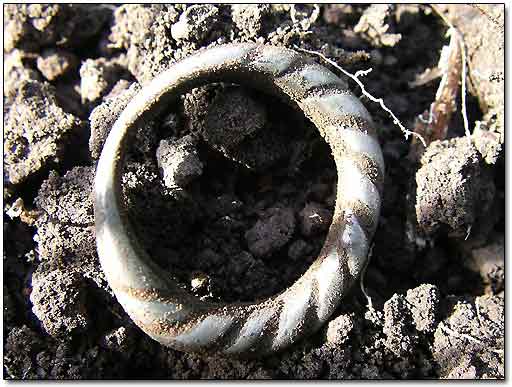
[94,43,384,355]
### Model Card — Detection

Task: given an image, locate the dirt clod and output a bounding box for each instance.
[406,284,440,333]
[79,56,129,104]
[354,4,402,47]
[245,207,296,258]
[4,80,82,185]
[203,88,267,150]
[4,326,44,379]
[326,313,354,346]
[109,5,179,82]
[36,49,77,81]
[415,138,495,237]
[3,4,108,53]
[30,264,89,337]
[156,135,204,188]
[231,5,270,38]
[383,294,416,356]
[33,167,108,294]
[433,294,504,379]
[171,4,219,43]
[468,233,504,293]
[473,127,502,165]
[4,49,41,96]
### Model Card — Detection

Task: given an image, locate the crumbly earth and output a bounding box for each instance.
[415,137,496,238]
[3,4,504,380]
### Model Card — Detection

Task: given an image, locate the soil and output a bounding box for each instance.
[3,4,504,380]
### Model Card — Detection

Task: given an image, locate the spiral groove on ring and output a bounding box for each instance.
[95,43,384,356]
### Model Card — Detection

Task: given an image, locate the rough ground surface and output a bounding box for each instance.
[3,3,504,380]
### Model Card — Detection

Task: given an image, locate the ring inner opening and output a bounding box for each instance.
[122,81,337,303]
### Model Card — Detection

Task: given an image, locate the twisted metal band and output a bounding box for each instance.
[94,43,384,356]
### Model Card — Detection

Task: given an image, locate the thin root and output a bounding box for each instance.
[294,45,426,147]
[360,244,374,310]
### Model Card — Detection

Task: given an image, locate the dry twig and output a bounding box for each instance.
[408,9,471,162]
[431,5,471,139]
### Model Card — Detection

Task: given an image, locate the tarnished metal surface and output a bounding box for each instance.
[94,43,384,356]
